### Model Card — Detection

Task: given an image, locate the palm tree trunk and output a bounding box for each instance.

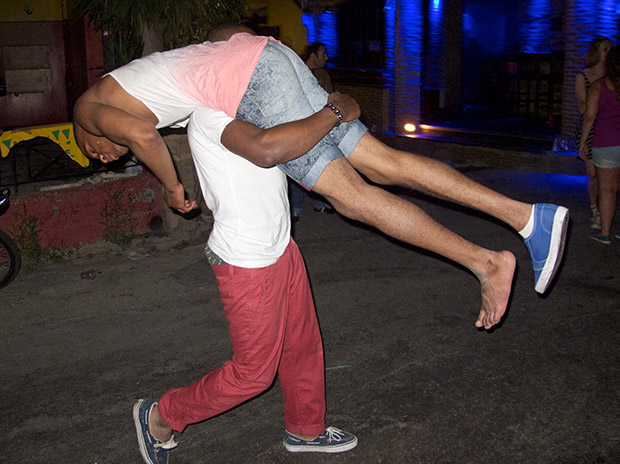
[140,21,165,56]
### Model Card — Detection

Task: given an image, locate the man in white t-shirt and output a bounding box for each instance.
[132,107,357,464]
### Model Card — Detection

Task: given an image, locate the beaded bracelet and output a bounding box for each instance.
[324,103,343,126]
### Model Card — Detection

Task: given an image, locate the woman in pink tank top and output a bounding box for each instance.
[574,37,611,230]
[580,45,620,244]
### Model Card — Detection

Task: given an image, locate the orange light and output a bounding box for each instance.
[403,123,416,132]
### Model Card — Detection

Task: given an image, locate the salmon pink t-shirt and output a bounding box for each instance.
[107,33,269,128]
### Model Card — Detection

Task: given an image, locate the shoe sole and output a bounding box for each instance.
[133,400,158,464]
[535,206,569,294]
[591,235,612,245]
[284,436,358,454]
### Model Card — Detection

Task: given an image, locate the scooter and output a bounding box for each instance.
[0,189,21,289]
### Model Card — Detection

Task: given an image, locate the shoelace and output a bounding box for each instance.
[154,435,178,450]
[324,427,346,443]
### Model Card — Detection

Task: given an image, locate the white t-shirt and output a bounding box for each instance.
[106,52,195,128]
[188,107,291,268]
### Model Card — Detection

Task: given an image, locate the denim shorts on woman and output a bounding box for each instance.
[592,145,620,169]
[236,40,368,189]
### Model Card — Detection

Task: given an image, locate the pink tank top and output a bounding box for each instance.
[592,80,620,148]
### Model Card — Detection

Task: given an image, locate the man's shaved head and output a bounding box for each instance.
[207,24,255,42]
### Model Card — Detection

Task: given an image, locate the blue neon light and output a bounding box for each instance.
[302,11,339,62]
[521,0,552,53]
[573,1,620,51]
[384,0,396,88]
[302,13,316,43]
[384,1,424,84]
[384,0,424,130]
[428,0,443,57]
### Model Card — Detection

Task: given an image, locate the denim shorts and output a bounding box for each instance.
[236,41,368,189]
[592,145,620,169]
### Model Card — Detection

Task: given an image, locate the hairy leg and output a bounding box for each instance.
[314,158,516,329]
[347,134,533,231]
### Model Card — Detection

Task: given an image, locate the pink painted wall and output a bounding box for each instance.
[0,172,164,250]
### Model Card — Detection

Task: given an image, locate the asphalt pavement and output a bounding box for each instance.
[1,166,619,464]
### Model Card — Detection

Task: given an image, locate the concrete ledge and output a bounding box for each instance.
[379,133,586,176]
[0,171,164,250]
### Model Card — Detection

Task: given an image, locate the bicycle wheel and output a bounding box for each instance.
[0,229,21,289]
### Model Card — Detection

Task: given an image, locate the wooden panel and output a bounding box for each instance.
[5,69,50,93]
[0,21,53,45]
[4,45,50,69]
[0,21,67,128]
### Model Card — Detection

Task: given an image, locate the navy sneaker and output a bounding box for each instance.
[522,204,569,294]
[283,427,358,453]
[591,233,612,245]
[133,399,178,464]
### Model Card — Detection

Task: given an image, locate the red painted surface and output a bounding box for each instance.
[84,18,105,87]
[64,16,105,120]
[0,172,164,250]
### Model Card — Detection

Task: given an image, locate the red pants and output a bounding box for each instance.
[158,239,326,436]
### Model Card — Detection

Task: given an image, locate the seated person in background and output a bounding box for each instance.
[133,106,357,463]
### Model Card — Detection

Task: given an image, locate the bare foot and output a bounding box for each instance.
[474,250,516,330]
[149,404,173,442]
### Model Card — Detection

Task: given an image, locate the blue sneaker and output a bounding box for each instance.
[283,427,358,453]
[133,399,178,464]
[522,204,569,294]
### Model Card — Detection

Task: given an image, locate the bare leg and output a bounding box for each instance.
[347,134,533,231]
[586,160,599,207]
[313,158,516,329]
[595,166,619,236]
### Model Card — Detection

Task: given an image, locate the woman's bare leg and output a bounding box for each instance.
[595,166,619,237]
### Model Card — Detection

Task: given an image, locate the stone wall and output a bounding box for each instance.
[0,172,163,250]
[162,133,213,237]
[333,82,389,135]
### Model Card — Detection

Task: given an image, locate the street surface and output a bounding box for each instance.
[1,167,619,463]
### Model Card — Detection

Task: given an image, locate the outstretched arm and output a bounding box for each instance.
[74,100,196,212]
[74,87,360,211]
[220,92,360,166]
